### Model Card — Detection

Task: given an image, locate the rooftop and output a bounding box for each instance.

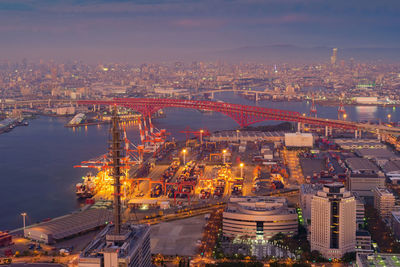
[355,148,398,160]
[226,196,295,214]
[300,183,324,194]
[357,253,400,267]
[346,157,380,173]
[383,160,400,173]
[80,224,149,259]
[25,208,112,241]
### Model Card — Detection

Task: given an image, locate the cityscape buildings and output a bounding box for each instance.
[223,196,298,240]
[1,0,400,266]
[374,187,396,220]
[311,183,356,259]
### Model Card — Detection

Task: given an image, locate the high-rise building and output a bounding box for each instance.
[374,187,396,220]
[331,48,338,65]
[311,183,356,259]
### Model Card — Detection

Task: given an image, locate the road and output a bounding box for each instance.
[282,148,305,185]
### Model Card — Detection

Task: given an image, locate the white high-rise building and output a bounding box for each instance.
[311,183,356,259]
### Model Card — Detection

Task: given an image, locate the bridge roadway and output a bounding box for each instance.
[76,98,400,135]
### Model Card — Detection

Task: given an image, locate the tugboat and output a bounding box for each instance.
[76,173,96,199]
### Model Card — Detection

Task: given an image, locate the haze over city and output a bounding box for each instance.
[1,0,400,62]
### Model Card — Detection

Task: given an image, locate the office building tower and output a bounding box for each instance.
[331,48,338,65]
[311,183,356,259]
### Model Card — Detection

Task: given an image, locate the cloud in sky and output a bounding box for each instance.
[0,0,399,62]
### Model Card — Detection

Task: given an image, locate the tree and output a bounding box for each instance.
[341,252,356,263]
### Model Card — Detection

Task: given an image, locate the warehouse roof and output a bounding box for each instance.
[355,148,398,160]
[346,158,380,173]
[25,208,112,241]
[383,159,400,173]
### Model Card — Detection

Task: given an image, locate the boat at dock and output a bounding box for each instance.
[76,173,97,199]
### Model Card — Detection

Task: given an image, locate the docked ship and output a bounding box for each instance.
[76,173,97,199]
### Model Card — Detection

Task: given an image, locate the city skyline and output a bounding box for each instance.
[0,0,399,62]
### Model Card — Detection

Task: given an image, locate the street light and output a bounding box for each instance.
[236,130,240,143]
[239,163,244,178]
[200,129,204,145]
[388,114,392,123]
[222,149,227,164]
[21,212,27,231]
[182,149,187,165]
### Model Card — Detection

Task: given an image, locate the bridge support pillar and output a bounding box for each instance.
[30,102,33,109]
[93,104,96,112]
[297,122,302,133]
[255,92,259,102]
[211,92,214,99]
[48,99,51,108]
[325,126,328,137]
[376,129,381,140]
[358,130,362,139]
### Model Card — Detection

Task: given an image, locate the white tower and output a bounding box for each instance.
[311,183,356,259]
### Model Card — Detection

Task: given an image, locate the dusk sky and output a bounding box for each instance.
[1,0,399,62]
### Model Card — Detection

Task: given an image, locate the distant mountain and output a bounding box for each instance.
[201,44,400,63]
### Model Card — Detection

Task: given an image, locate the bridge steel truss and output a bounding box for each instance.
[78,98,365,131]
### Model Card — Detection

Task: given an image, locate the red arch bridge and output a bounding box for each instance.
[78,98,400,136]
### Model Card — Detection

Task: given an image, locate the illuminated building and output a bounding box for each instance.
[311,183,356,259]
[223,196,298,240]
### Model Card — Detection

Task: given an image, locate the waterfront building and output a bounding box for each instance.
[24,209,112,244]
[374,187,396,220]
[284,132,314,148]
[79,224,151,267]
[311,183,356,259]
[207,130,284,143]
[223,196,298,240]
